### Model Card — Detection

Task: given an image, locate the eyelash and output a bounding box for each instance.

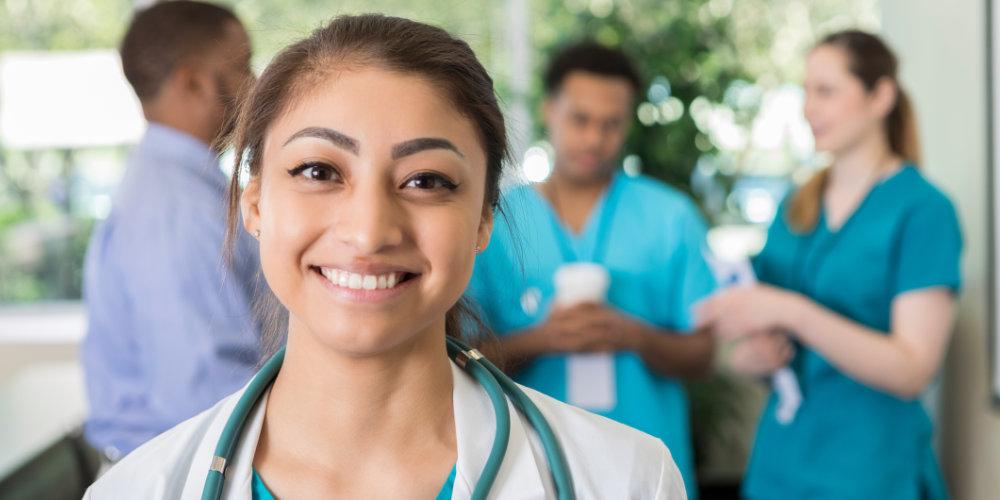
[286,163,458,192]
[287,162,339,181]
[403,172,459,191]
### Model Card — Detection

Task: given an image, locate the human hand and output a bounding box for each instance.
[719,331,794,377]
[695,284,801,342]
[533,302,640,353]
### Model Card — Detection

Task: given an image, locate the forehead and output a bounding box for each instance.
[265,67,484,158]
[805,45,852,79]
[554,71,634,115]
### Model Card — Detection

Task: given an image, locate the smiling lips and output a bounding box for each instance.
[318,267,409,291]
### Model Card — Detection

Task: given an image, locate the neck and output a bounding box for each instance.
[548,164,614,194]
[829,131,897,186]
[260,317,456,468]
[543,166,614,234]
[143,102,216,148]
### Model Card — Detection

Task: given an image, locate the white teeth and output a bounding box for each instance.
[362,275,377,290]
[320,268,407,291]
[348,273,363,289]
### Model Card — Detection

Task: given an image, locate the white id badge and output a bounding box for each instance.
[567,352,616,411]
[772,367,802,425]
[554,263,615,411]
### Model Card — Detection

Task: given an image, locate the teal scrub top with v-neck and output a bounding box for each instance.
[251,465,457,499]
[744,165,962,499]
[466,172,718,498]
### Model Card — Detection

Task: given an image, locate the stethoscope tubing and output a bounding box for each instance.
[201,337,576,500]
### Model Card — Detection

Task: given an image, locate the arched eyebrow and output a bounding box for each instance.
[391,138,465,159]
[282,128,465,160]
[283,127,360,155]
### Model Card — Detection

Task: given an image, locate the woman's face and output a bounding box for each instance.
[242,67,492,356]
[803,45,893,156]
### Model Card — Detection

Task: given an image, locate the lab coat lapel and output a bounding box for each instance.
[451,362,551,499]
[222,389,269,499]
[178,386,270,500]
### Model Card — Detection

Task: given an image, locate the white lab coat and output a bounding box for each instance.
[84,362,686,499]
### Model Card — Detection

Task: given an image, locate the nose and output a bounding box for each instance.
[583,122,607,150]
[333,176,405,255]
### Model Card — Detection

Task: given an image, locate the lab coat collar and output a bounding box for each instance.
[180,360,550,499]
[451,361,551,498]
[177,382,268,499]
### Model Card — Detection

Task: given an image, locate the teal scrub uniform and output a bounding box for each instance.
[251,465,457,499]
[745,165,962,499]
[466,172,718,497]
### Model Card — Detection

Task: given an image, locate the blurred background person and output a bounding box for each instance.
[466,42,716,496]
[80,0,260,462]
[697,30,962,499]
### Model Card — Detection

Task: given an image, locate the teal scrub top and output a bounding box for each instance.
[466,172,718,497]
[745,165,962,499]
[251,465,457,499]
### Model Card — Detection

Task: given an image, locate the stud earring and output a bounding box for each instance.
[254,229,261,239]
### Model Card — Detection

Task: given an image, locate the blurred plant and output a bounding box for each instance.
[527,0,878,225]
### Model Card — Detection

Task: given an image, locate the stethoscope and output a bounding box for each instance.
[200,336,576,500]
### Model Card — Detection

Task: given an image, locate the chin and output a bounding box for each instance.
[303,315,431,357]
[812,138,839,155]
[566,164,613,183]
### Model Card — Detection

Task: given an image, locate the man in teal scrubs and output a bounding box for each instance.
[466,42,716,496]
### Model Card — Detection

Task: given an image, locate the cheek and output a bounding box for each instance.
[606,126,628,150]
[256,186,326,296]
[417,208,481,295]
[831,95,871,129]
[554,115,584,144]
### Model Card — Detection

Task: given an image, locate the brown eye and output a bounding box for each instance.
[403,172,458,191]
[287,162,340,182]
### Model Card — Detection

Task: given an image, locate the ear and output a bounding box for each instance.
[177,60,217,102]
[241,176,262,237]
[870,77,897,119]
[476,203,495,253]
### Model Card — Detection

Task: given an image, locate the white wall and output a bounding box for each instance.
[880,1,1000,498]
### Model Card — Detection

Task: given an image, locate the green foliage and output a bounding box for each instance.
[221,0,502,77]
[529,0,749,194]
[0,0,132,51]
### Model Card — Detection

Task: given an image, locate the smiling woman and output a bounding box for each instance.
[83,14,686,500]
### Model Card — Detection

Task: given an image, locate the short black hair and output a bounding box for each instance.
[543,42,642,96]
[120,1,240,101]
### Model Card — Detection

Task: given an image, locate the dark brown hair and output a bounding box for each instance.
[543,41,642,96]
[787,29,921,232]
[120,1,239,101]
[222,14,509,351]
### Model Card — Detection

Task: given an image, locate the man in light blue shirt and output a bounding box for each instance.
[81,1,259,460]
[466,43,717,496]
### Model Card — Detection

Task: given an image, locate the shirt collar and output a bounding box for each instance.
[139,122,221,178]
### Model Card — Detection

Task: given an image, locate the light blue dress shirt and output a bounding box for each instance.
[466,172,717,497]
[81,123,262,458]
